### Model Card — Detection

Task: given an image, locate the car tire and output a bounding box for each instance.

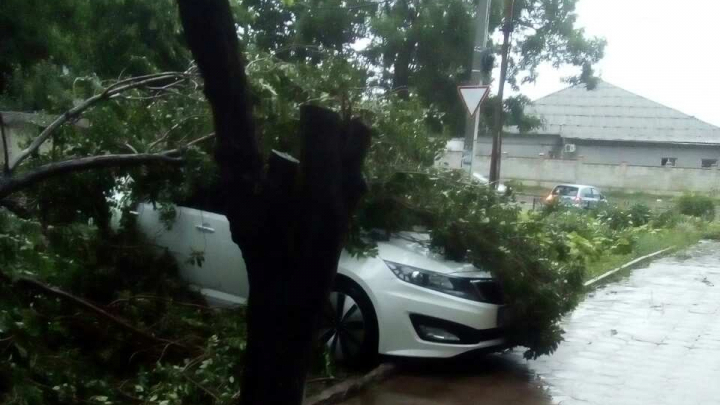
[318,277,379,368]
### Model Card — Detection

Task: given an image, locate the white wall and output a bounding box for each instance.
[1,125,48,168]
[574,142,720,169]
[1,127,25,167]
[475,135,720,169]
[476,134,561,158]
[470,155,720,194]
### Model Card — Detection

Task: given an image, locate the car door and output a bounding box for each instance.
[580,187,598,208]
[590,188,605,207]
[194,209,249,301]
[134,203,220,289]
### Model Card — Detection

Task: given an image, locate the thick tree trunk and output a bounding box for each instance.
[391,1,417,100]
[175,1,372,404]
[392,40,413,99]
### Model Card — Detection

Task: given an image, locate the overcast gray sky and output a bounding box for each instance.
[512,0,720,126]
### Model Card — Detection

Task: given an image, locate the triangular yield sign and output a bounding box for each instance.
[458,85,490,116]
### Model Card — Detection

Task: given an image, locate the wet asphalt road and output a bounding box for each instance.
[340,241,720,405]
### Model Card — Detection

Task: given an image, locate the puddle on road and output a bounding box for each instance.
[340,353,551,405]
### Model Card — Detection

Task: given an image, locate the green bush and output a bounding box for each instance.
[590,203,652,230]
[544,210,608,241]
[654,209,682,228]
[702,222,720,240]
[540,197,564,217]
[676,194,716,220]
[592,204,633,230]
[627,203,653,227]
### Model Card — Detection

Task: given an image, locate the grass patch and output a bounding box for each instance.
[585,227,702,280]
[701,222,720,240]
[604,191,675,211]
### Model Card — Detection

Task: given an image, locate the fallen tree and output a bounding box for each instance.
[175,1,372,404]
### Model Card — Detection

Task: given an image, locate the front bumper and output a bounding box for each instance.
[372,276,507,358]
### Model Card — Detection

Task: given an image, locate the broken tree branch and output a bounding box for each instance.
[0,112,8,174]
[0,271,193,352]
[0,132,213,200]
[147,114,206,152]
[162,132,215,155]
[108,294,215,311]
[0,153,182,200]
[9,71,192,172]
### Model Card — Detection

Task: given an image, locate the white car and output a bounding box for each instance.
[131,203,508,362]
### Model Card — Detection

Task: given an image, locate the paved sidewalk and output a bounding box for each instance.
[341,241,720,405]
[529,241,720,405]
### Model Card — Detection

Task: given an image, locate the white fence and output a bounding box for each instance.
[440,152,720,194]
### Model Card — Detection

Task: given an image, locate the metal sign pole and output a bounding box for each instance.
[462,0,492,174]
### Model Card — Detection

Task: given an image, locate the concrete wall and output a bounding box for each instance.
[572,141,720,169]
[476,135,720,169]
[1,124,46,168]
[1,127,28,168]
[470,155,720,194]
[476,134,561,158]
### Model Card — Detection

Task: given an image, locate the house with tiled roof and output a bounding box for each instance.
[476,80,720,169]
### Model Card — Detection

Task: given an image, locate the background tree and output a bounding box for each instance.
[364,0,606,134]
[0,0,188,107]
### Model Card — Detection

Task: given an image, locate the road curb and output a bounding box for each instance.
[584,247,674,287]
[304,363,396,405]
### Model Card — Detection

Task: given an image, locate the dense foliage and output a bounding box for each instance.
[0,209,251,405]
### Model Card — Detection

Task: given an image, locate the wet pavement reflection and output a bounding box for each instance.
[340,354,550,405]
[340,241,720,405]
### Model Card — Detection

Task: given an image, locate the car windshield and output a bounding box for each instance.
[552,186,579,197]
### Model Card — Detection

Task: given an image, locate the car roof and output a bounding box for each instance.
[554,184,597,189]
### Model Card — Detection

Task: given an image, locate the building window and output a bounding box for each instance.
[702,159,718,168]
[661,157,677,167]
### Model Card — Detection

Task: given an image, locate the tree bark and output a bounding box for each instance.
[175,1,371,405]
[391,0,418,100]
[392,39,413,99]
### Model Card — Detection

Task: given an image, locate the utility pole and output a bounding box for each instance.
[462,0,492,174]
[488,0,514,186]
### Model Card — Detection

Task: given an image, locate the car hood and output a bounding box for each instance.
[376,232,492,278]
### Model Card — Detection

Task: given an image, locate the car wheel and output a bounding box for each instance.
[318,278,378,367]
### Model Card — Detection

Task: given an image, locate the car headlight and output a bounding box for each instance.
[384,260,490,302]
